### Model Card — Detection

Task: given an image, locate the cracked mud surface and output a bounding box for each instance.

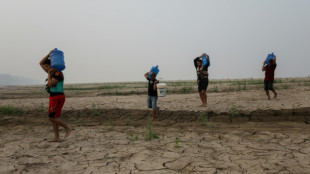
[1,109,310,174]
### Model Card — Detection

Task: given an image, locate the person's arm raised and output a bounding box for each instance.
[262,61,266,71]
[194,57,200,68]
[39,50,52,73]
[144,72,149,80]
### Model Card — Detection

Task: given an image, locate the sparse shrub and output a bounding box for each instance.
[198,112,208,126]
[38,103,44,111]
[0,105,23,115]
[242,81,247,90]
[145,115,159,141]
[230,105,238,117]
[175,137,180,148]
[180,87,193,93]
[91,103,100,116]
[213,86,218,92]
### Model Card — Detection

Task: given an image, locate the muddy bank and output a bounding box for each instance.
[1,107,310,128]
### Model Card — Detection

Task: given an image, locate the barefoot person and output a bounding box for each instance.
[262,55,278,100]
[194,54,210,107]
[40,50,71,142]
[144,72,159,119]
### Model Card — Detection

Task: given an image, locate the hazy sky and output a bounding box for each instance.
[1,0,309,84]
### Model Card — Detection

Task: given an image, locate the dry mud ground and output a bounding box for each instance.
[1,83,310,174]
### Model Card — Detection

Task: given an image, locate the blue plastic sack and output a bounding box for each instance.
[265,53,274,65]
[50,48,65,71]
[148,65,159,79]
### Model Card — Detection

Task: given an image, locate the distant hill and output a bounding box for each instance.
[0,74,39,86]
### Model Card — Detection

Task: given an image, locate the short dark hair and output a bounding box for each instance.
[268,59,273,64]
[44,59,51,65]
[197,58,202,63]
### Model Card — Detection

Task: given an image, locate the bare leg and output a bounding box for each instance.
[50,117,71,139]
[201,90,207,106]
[199,92,204,106]
[265,90,271,100]
[49,118,60,142]
[151,109,156,119]
[156,107,160,117]
[271,89,277,99]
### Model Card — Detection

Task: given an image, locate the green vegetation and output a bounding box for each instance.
[91,103,100,116]
[282,83,289,89]
[180,86,193,93]
[174,137,180,148]
[106,118,113,131]
[242,81,247,90]
[213,86,218,92]
[0,105,23,115]
[145,115,159,141]
[230,105,238,117]
[37,103,44,111]
[197,111,208,126]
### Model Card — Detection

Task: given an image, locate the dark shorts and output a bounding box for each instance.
[198,78,209,92]
[48,95,65,118]
[264,80,274,91]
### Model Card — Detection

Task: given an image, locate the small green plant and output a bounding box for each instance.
[180,87,192,93]
[0,105,23,115]
[197,112,208,126]
[135,134,139,140]
[237,85,241,91]
[106,118,113,130]
[174,137,180,148]
[74,118,82,124]
[209,123,216,135]
[129,133,135,144]
[242,81,247,90]
[38,103,44,111]
[91,103,100,116]
[282,83,289,89]
[213,86,218,92]
[145,115,159,141]
[230,105,238,117]
[125,116,131,126]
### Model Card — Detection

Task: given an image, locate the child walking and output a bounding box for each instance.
[40,50,71,142]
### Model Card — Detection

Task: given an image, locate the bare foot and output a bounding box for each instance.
[203,103,207,107]
[64,129,72,139]
[199,104,204,107]
[274,93,278,99]
[48,138,61,142]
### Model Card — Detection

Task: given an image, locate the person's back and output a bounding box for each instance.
[265,63,277,81]
[262,56,278,100]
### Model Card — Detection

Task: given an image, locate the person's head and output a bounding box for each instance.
[268,59,273,65]
[197,58,202,67]
[150,72,156,80]
[43,59,51,69]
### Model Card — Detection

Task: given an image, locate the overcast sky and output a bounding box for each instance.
[0,0,309,84]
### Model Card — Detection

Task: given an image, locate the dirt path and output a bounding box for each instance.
[1,88,310,114]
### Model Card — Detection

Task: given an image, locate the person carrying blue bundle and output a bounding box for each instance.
[194,54,210,107]
[262,54,277,100]
[39,49,71,142]
[144,71,160,119]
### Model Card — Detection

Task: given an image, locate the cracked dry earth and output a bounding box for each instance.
[1,113,310,174]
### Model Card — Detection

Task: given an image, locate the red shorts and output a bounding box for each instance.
[48,95,65,118]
